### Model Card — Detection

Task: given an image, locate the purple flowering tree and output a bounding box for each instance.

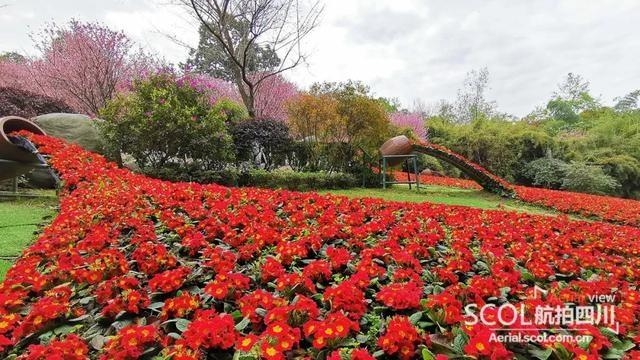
[390,112,427,140]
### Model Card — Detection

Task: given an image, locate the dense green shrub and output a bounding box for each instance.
[142,164,240,186]
[242,169,358,191]
[522,157,568,189]
[561,162,621,195]
[212,99,249,127]
[401,154,445,174]
[231,118,292,170]
[98,73,241,172]
[428,117,554,182]
[287,141,313,172]
[140,165,359,191]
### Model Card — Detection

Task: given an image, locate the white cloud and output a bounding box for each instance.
[1,0,639,116]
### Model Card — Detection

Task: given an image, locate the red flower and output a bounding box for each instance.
[148,267,190,293]
[377,316,423,360]
[100,325,158,360]
[376,281,423,310]
[20,334,88,360]
[161,292,200,320]
[179,310,237,351]
[304,312,359,350]
[324,281,367,319]
[204,272,251,300]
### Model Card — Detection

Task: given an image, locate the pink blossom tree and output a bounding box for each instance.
[252,74,299,121]
[0,60,35,92]
[177,72,242,105]
[390,111,427,140]
[8,20,156,115]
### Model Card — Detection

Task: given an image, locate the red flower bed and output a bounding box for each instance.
[392,172,640,227]
[515,185,640,227]
[2,133,640,359]
[391,171,482,190]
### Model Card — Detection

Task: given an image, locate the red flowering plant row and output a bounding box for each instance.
[412,141,515,197]
[390,171,482,191]
[515,185,640,227]
[388,136,640,226]
[2,132,640,359]
[400,171,640,227]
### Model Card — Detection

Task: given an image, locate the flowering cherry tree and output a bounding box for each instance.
[252,74,299,121]
[0,21,154,115]
[390,111,427,140]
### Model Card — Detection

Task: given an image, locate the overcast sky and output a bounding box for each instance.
[1,0,639,116]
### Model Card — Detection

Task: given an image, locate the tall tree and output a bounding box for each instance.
[185,23,280,81]
[546,72,600,122]
[453,67,496,123]
[184,0,322,118]
[614,89,640,112]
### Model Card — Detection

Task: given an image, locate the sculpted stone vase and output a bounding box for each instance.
[379,135,413,166]
[0,116,47,181]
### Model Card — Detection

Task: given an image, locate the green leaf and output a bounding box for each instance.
[235,317,251,331]
[577,335,593,350]
[148,301,165,310]
[78,296,95,305]
[52,324,81,336]
[418,321,434,328]
[176,318,191,333]
[372,350,385,358]
[90,335,106,350]
[528,348,553,360]
[452,333,468,353]
[409,311,423,325]
[68,314,90,322]
[231,310,243,320]
[421,348,436,360]
[602,348,625,359]
[612,339,635,352]
[356,334,369,343]
[37,331,54,343]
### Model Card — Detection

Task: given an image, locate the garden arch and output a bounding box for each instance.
[380,135,514,196]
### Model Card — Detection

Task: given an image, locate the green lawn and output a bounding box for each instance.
[323,185,557,215]
[0,195,57,279]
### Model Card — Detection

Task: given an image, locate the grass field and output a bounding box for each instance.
[0,194,57,279]
[324,184,558,215]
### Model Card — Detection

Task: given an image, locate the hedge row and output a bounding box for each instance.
[143,167,359,191]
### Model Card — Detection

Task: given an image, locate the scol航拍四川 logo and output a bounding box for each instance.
[464,285,620,343]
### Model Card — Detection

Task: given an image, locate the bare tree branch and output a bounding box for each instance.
[182,0,323,117]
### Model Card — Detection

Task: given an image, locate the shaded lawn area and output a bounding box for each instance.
[0,194,57,279]
[323,185,558,215]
